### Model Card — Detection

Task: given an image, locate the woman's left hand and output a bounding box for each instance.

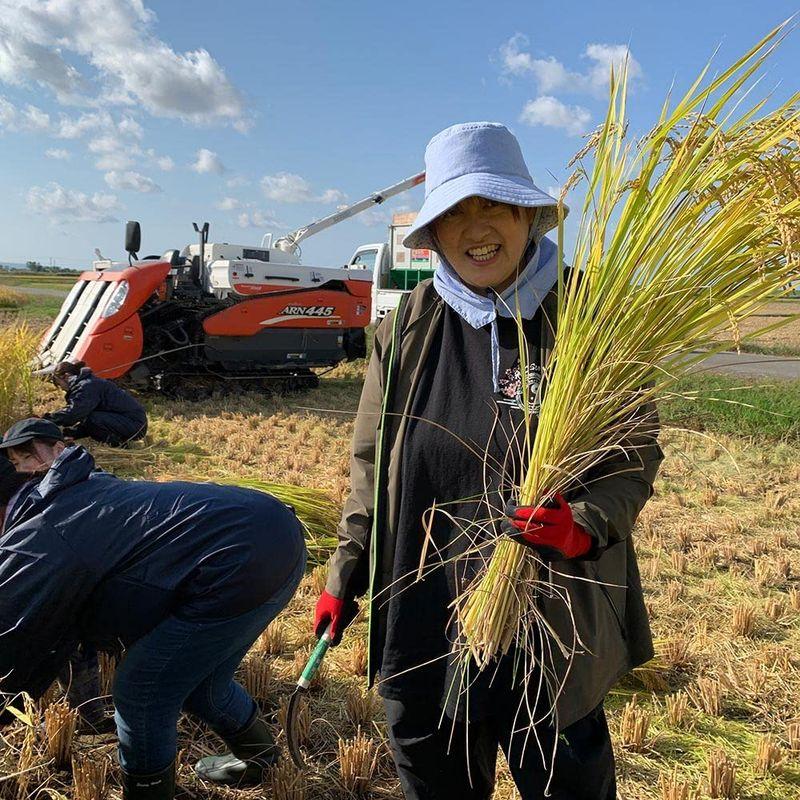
[503,494,593,560]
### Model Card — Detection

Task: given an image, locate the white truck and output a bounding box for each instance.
[348,211,440,323]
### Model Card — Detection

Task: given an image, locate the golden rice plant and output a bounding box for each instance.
[707,748,736,799]
[337,727,378,797]
[0,286,27,309]
[43,699,77,768]
[0,324,37,431]
[72,754,109,800]
[456,22,800,672]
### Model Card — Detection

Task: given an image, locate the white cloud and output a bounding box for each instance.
[26,181,121,223]
[216,196,241,211]
[260,172,346,204]
[45,148,71,160]
[94,150,135,171]
[155,155,174,171]
[499,34,642,95]
[56,111,113,139]
[520,96,591,136]
[0,0,249,128]
[226,175,249,188]
[104,170,161,193]
[584,43,642,90]
[192,148,225,175]
[237,209,279,228]
[0,96,51,132]
[359,208,390,228]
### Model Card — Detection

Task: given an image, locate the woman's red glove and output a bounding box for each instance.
[314,590,358,646]
[504,494,593,560]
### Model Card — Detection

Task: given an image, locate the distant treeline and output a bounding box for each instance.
[0,261,80,274]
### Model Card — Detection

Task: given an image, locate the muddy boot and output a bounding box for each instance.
[120,761,175,799]
[194,710,278,786]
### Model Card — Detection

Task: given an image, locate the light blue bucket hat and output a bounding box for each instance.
[403,121,566,251]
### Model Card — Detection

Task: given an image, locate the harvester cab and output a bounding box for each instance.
[35,171,424,395]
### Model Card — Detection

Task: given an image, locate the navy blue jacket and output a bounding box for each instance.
[0,447,304,700]
[48,368,147,437]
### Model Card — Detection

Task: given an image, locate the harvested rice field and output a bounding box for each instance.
[1,348,798,800]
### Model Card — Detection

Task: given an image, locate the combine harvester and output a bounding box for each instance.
[36,173,424,395]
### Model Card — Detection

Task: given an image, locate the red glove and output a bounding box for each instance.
[314,590,358,646]
[504,494,593,560]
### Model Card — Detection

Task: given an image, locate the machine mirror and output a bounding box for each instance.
[125,221,141,256]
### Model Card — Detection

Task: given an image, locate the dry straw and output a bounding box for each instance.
[43,699,77,768]
[707,748,736,799]
[754,733,783,775]
[619,695,652,751]
[452,21,800,716]
[265,760,307,800]
[72,754,109,800]
[337,727,378,797]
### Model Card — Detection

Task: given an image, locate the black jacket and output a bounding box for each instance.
[48,368,147,437]
[0,447,304,701]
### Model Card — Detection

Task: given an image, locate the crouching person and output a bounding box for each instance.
[0,424,305,799]
[45,360,147,447]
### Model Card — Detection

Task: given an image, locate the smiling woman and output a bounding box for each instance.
[316,121,657,800]
[432,198,534,292]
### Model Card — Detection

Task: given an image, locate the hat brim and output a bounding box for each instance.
[0,434,38,449]
[402,173,568,251]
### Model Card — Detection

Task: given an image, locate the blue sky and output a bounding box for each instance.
[0,0,797,269]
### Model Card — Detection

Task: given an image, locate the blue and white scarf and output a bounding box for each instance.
[432,236,560,391]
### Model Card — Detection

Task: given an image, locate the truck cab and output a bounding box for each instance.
[348,211,439,324]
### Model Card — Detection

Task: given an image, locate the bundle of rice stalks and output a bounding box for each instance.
[659,768,699,800]
[43,699,77,768]
[0,324,36,431]
[337,727,378,797]
[456,23,800,673]
[72,754,109,800]
[233,478,339,564]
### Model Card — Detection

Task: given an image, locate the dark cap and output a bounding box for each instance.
[0,418,64,449]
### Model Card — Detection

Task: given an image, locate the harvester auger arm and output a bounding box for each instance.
[273,171,425,255]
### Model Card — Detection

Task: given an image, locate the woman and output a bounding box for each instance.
[45,360,147,446]
[315,123,663,799]
[0,422,306,800]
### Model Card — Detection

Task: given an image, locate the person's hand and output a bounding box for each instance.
[504,494,593,560]
[314,590,358,646]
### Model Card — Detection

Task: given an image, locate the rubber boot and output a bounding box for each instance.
[194,710,278,786]
[120,761,175,799]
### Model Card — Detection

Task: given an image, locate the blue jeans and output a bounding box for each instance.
[113,549,305,775]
